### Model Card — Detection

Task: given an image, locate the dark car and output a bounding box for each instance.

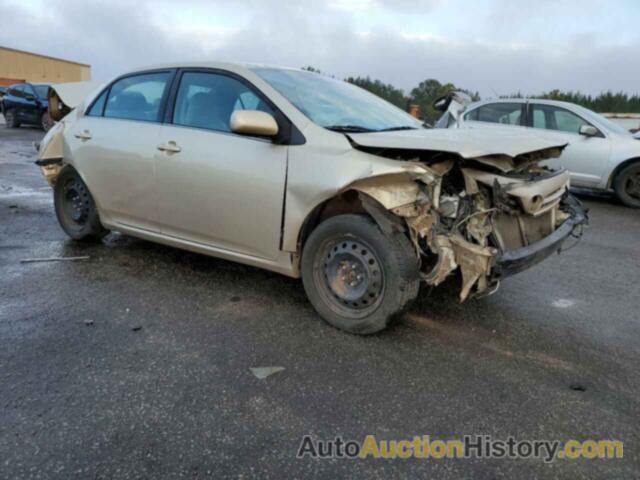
[1,82,52,131]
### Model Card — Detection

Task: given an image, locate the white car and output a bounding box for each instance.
[436,95,640,208]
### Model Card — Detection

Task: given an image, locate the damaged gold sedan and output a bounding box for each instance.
[37,63,587,334]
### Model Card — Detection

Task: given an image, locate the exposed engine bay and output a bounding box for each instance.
[346,142,588,301]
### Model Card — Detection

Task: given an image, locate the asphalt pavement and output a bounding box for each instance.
[1,121,639,479]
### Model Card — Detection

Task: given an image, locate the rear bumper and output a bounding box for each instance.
[492,195,588,279]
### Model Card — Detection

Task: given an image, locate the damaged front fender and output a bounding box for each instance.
[345,159,499,301]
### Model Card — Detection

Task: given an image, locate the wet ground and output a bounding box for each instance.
[1,121,639,479]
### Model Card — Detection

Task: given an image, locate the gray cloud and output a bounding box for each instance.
[1,0,638,97]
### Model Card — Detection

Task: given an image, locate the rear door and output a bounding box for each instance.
[155,70,288,260]
[528,103,611,186]
[68,70,174,231]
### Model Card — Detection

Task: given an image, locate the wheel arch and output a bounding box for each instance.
[297,190,373,255]
[295,178,416,258]
[608,157,640,188]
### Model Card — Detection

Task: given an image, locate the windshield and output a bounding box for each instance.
[33,85,50,100]
[252,68,422,132]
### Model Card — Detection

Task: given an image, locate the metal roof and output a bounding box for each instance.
[0,46,90,68]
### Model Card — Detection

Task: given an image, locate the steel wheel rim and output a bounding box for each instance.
[62,177,90,225]
[316,237,385,316]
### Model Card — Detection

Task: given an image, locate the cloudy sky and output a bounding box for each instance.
[2,0,639,97]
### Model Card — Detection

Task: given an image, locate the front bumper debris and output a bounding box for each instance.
[492,195,588,279]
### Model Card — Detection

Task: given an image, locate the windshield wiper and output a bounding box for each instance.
[325,125,376,133]
[376,126,420,132]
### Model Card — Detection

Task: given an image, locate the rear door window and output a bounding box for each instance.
[475,103,524,126]
[104,72,171,122]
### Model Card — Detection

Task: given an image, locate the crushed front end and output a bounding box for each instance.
[349,144,588,301]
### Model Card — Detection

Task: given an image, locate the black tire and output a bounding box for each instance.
[4,109,20,128]
[613,162,640,208]
[41,110,53,132]
[301,214,420,334]
[54,166,109,241]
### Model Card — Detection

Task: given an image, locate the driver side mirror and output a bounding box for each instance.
[579,125,599,137]
[230,110,279,137]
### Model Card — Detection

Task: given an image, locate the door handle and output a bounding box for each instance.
[74,130,92,141]
[157,141,181,154]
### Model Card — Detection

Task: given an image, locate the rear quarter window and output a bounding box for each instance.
[86,90,108,117]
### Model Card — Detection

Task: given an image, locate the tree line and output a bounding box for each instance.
[501,90,640,114]
[303,66,640,124]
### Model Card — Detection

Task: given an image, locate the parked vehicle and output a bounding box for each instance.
[36,63,586,334]
[435,94,640,208]
[0,86,7,110]
[2,82,52,131]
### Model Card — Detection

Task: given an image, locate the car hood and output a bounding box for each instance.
[47,81,99,121]
[348,128,567,160]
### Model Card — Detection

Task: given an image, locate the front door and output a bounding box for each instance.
[529,103,611,187]
[155,70,288,260]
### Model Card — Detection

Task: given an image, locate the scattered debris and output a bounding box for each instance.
[20,256,90,264]
[84,319,94,326]
[250,366,285,379]
[570,383,586,392]
[131,325,142,332]
[8,205,17,209]
[552,299,575,308]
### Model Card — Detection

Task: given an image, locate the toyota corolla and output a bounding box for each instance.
[37,63,587,334]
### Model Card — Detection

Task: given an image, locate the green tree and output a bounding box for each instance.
[502,90,640,113]
[345,76,408,109]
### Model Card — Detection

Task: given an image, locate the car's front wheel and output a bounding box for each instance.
[4,109,20,128]
[301,214,420,334]
[54,166,109,241]
[614,162,640,208]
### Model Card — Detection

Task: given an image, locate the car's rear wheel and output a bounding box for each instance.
[301,214,420,334]
[614,162,640,208]
[4,109,20,128]
[54,166,109,241]
[41,111,53,132]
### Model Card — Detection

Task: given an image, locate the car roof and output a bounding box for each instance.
[117,61,302,76]
[468,97,583,110]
